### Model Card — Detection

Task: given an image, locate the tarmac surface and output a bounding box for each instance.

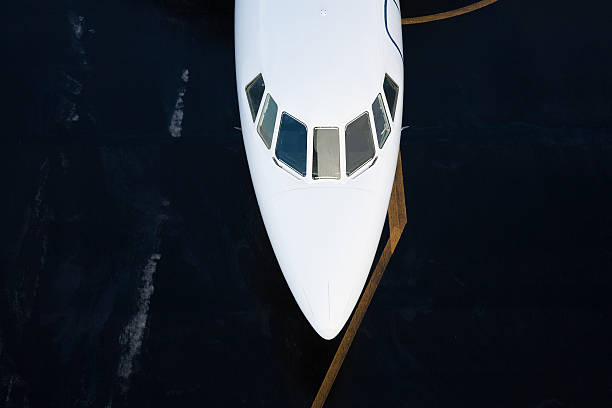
[1,0,611,407]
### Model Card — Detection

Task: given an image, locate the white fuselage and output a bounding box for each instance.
[235,0,404,339]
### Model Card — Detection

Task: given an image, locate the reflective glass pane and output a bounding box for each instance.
[383,74,399,121]
[372,93,391,148]
[345,113,375,176]
[313,128,340,180]
[276,113,307,177]
[245,74,265,122]
[257,94,277,149]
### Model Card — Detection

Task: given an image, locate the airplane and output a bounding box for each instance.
[235,0,403,340]
[234,0,497,340]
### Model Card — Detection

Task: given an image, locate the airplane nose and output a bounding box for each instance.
[263,187,386,340]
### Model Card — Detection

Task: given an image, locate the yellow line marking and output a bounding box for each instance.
[310,4,497,405]
[311,151,407,408]
[402,0,498,25]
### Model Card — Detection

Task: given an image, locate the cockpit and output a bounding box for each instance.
[245,73,400,179]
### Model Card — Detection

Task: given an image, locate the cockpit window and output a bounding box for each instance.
[313,128,340,180]
[345,113,376,176]
[257,94,277,149]
[372,93,391,148]
[383,74,399,121]
[246,74,265,122]
[276,112,307,176]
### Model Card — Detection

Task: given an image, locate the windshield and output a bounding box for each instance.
[276,112,307,176]
[313,128,341,180]
[257,94,278,149]
[383,74,399,121]
[345,112,376,176]
[372,93,391,148]
[248,75,400,178]
[246,74,265,122]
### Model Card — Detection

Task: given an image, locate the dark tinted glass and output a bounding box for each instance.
[345,113,375,176]
[276,113,307,176]
[257,94,277,149]
[245,74,265,122]
[383,74,399,121]
[372,93,391,148]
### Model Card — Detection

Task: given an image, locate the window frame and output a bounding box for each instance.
[257,94,278,149]
[383,73,399,122]
[275,112,308,177]
[245,73,265,122]
[245,83,401,179]
[312,127,341,180]
[372,93,391,149]
[344,112,377,177]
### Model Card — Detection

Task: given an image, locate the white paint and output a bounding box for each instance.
[63,73,83,95]
[117,253,161,384]
[67,12,88,64]
[5,375,14,404]
[68,13,84,40]
[235,0,404,339]
[169,68,190,138]
[33,159,49,220]
[181,68,190,83]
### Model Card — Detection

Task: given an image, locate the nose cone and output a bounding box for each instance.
[263,187,386,340]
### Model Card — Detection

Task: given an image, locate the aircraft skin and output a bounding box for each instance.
[235,0,404,340]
